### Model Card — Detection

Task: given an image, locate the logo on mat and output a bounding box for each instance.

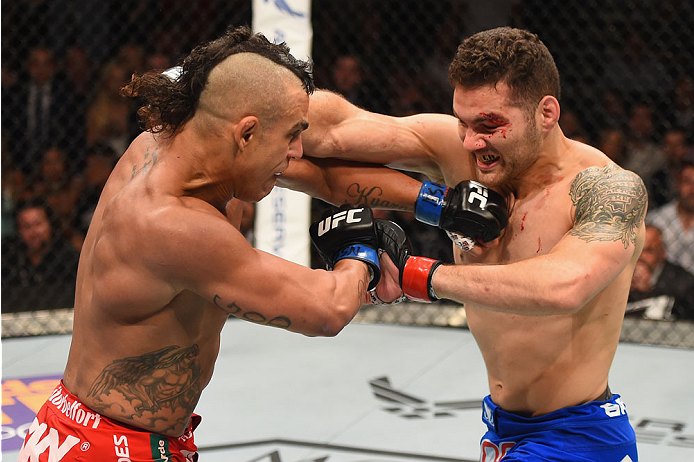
[2,375,63,452]
[369,376,480,419]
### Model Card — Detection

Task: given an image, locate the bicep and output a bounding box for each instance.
[305,91,457,178]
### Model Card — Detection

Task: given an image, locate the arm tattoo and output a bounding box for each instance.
[87,345,201,433]
[346,182,410,211]
[568,163,647,249]
[213,294,292,329]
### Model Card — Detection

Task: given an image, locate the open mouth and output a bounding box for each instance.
[477,153,500,165]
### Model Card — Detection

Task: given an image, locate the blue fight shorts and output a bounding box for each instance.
[479,393,638,461]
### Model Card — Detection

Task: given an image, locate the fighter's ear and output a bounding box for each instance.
[538,95,560,131]
[234,116,259,150]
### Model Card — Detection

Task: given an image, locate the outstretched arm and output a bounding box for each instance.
[279,156,420,211]
[303,90,461,180]
[430,165,648,315]
[142,203,382,337]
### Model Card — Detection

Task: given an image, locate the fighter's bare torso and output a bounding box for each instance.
[63,134,229,436]
[278,90,645,417]
[438,140,641,416]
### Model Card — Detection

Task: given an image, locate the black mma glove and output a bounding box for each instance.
[414,180,508,248]
[310,206,381,290]
[376,219,443,302]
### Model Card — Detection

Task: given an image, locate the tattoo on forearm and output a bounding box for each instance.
[346,183,410,211]
[568,164,647,248]
[131,146,159,179]
[213,294,291,328]
[87,345,201,433]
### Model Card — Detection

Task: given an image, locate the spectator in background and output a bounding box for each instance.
[116,43,147,78]
[63,46,94,102]
[1,144,31,237]
[1,62,20,146]
[74,143,117,240]
[628,224,694,321]
[671,76,694,140]
[622,102,665,189]
[62,46,94,123]
[649,128,692,208]
[1,198,80,312]
[597,128,628,166]
[389,69,429,116]
[29,147,83,250]
[559,109,589,143]
[4,46,80,179]
[647,155,694,276]
[597,90,628,132]
[86,60,138,156]
[601,30,672,106]
[328,54,374,111]
[146,51,173,73]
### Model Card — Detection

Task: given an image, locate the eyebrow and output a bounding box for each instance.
[452,109,507,125]
[293,120,309,132]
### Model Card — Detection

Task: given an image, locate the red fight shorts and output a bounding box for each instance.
[18,381,200,461]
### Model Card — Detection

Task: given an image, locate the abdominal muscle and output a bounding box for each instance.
[465,297,620,416]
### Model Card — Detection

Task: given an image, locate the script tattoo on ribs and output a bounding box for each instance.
[87,344,202,433]
[568,163,647,248]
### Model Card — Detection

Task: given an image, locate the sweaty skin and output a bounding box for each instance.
[286,87,647,416]
[61,58,401,437]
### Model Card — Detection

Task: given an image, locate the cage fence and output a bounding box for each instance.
[2,0,693,346]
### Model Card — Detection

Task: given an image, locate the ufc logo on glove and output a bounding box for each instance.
[316,208,365,236]
[467,182,489,209]
[413,179,508,244]
[310,206,381,290]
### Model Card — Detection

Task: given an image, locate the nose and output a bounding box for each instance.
[461,128,487,152]
[288,136,304,159]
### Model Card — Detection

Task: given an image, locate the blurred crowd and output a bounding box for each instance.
[1,0,692,318]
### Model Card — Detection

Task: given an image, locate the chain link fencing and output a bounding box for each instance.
[2,0,693,346]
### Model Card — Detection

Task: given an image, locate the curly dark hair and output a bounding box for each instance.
[121,25,314,135]
[448,27,560,109]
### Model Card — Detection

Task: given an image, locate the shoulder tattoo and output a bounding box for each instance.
[568,163,647,249]
[131,146,159,179]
